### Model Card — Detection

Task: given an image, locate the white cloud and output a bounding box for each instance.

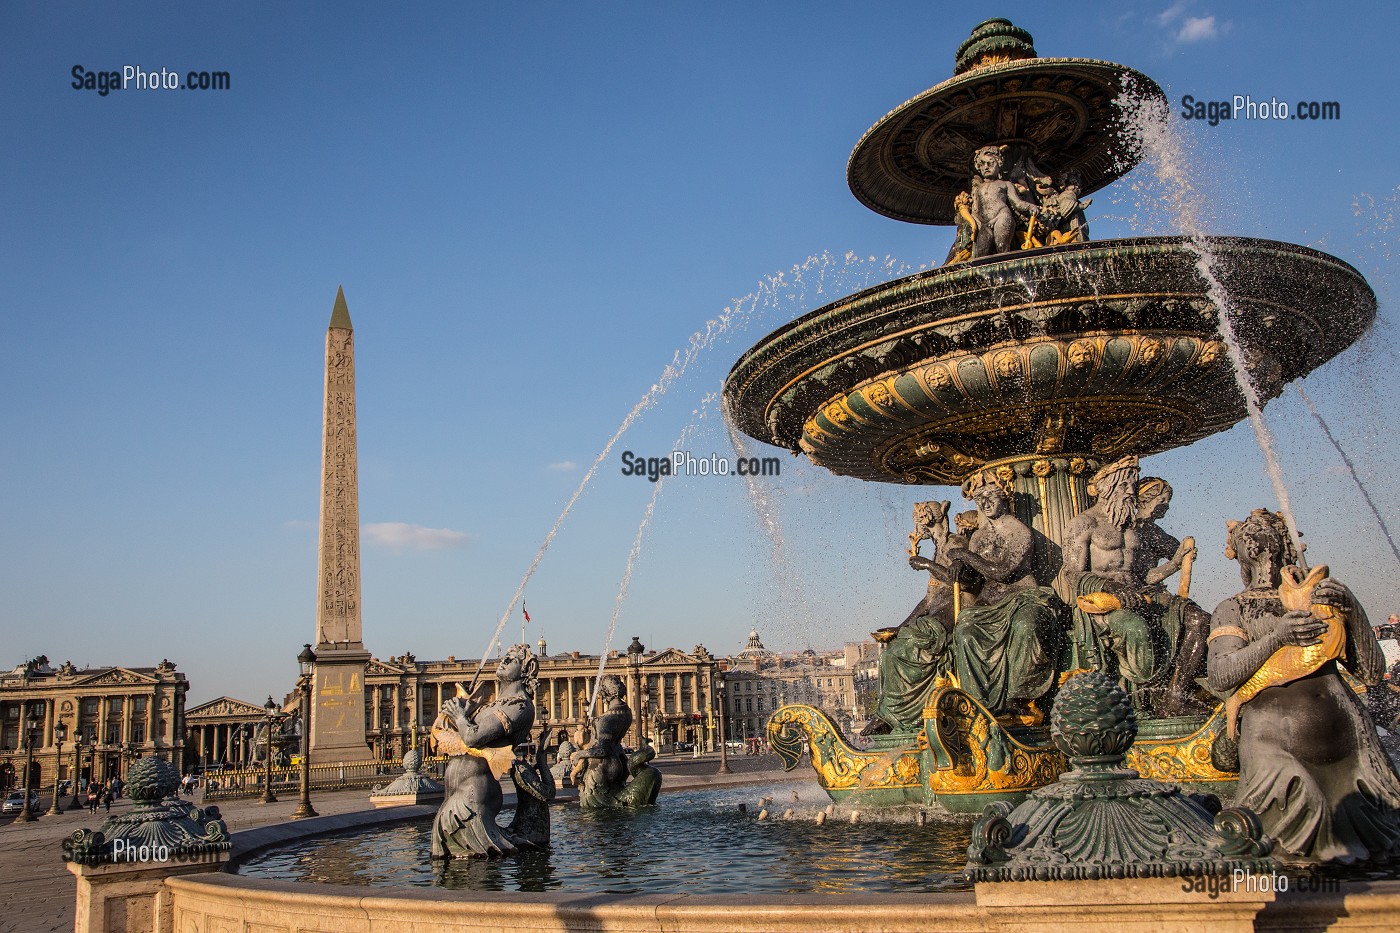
[1156,1,1189,26]
[1177,15,1219,42]
[548,460,578,472]
[362,522,471,550]
[282,519,316,530]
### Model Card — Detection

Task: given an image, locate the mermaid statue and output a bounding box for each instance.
[1207,509,1400,864]
[430,644,546,858]
[572,674,661,809]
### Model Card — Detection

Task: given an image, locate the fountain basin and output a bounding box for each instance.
[724,236,1375,485]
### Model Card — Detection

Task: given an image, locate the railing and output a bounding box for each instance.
[200,755,446,801]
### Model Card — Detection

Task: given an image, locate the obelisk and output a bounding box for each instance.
[309,286,372,763]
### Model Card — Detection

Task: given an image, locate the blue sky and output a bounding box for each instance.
[3,1,1398,706]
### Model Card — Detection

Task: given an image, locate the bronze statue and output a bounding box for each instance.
[862,502,968,735]
[572,674,661,809]
[947,472,1064,720]
[1064,456,1163,705]
[430,644,543,858]
[506,715,555,850]
[969,145,1042,258]
[1131,477,1213,716]
[1207,508,1400,863]
[1040,171,1091,245]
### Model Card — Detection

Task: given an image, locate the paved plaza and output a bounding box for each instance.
[0,753,796,933]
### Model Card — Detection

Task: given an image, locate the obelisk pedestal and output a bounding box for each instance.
[310,286,372,764]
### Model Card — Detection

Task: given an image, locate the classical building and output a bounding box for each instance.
[0,655,188,790]
[719,631,863,741]
[183,696,272,770]
[360,639,720,759]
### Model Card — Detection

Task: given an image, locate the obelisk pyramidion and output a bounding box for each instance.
[309,286,372,763]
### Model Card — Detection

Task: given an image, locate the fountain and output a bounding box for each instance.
[69,18,1400,933]
[724,17,1379,817]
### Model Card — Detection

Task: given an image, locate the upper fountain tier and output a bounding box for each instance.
[847,18,1163,226]
[724,19,1375,486]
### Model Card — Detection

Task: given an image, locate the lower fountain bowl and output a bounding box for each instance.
[723,236,1375,485]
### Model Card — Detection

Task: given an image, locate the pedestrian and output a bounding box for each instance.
[87,783,102,813]
[104,787,112,813]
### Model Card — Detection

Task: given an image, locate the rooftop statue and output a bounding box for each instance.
[430,644,543,859]
[1207,509,1400,863]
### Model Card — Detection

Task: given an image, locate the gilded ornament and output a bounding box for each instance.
[1138,336,1164,365]
[1066,340,1097,368]
[1031,459,1052,477]
[992,350,1022,379]
[924,365,953,390]
[1198,340,1225,366]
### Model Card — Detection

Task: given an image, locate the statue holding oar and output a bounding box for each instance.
[1065,463,1214,716]
[1207,508,1400,864]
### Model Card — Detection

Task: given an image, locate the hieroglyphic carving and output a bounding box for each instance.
[316,316,362,647]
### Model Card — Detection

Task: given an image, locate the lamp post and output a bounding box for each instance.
[46,721,68,816]
[259,695,279,804]
[68,734,85,810]
[715,679,732,775]
[292,644,318,819]
[16,705,41,822]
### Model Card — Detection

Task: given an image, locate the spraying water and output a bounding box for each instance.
[1296,386,1400,569]
[722,395,817,645]
[475,252,921,674]
[587,393,719,713]
[1116,81,1305,557]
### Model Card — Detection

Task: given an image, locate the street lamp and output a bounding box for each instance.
[259,695,279,804]
[16,704,41,822]
[291,644,318,820]
[68,733,85,811]
[715,680,732,775]
[46,721,68,816]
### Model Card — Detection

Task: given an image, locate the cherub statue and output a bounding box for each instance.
[970,145,1042,258]
[1040,171,1091,245]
